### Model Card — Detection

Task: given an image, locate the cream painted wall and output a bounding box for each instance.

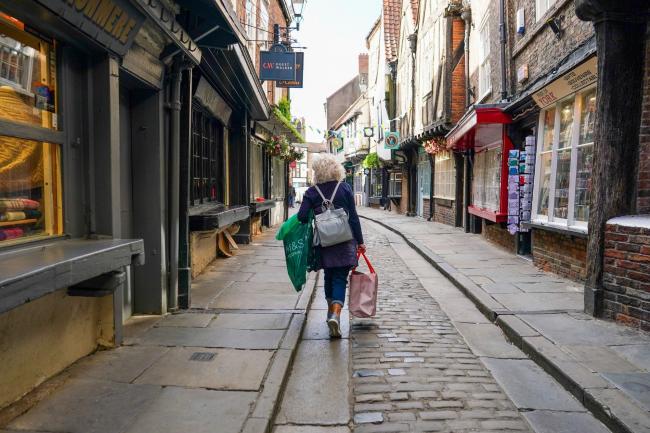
[469,0,490,79]
[0,290,114,410]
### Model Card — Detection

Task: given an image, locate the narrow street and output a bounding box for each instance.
[273,219,621,433]
[3,217,630,433]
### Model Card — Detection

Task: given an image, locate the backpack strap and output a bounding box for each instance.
[330,181,342,203]
[313,181,342,210]
[313,184,330,209]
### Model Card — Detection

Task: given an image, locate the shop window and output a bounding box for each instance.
[250,139,264,201]
[478,21,491,100]
[257,0,269,46]
[533,87,595,230]
[354,171,364,193]
[472,146,501,211]
[0,16,57,129]
[535,0,557,20]
[434,151,454,199]
[271,157,284,200]
[388,172,402,197]
[370,168,382,198]
[0,16,61,246]
[191,107,224,206]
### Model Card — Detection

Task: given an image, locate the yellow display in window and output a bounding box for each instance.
[0,14,57,130]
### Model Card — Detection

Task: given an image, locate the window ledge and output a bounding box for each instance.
[434,197,454,207]
[524,220,588,238]
[0,238,144,315]
[189,205,250,231]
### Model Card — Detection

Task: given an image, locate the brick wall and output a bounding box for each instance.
[422,198,456,226]
[532,229,587,281]
[602,219,650,332]
[482,222,516,252]
[637,32,650,213]
[451,18,466,123]
[508,0,594,97]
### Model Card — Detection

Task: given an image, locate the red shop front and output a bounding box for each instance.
[446,106,513,223]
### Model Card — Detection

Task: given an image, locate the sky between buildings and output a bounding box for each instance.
[291,0,382,143]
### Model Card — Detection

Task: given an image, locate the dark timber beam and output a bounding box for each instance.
[576,0,649,316]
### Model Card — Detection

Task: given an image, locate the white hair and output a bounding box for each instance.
[312,153,345,184]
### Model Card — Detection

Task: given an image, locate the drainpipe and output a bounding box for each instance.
[178,65,193,310]
[408,32,418,216]
[499,0,508,101]
[428,153,435,221]
[167,57,184,311]
[461,7,472,106]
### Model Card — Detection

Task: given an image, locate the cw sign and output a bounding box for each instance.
[260,51,297,81]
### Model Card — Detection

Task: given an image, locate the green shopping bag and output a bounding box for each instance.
[276,213,314,291]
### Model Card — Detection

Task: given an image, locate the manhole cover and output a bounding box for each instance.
[189,352,216,362]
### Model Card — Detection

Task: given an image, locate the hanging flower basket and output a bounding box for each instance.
[423,137,447,155]
[265,135,289,157]
[285,148,305,163]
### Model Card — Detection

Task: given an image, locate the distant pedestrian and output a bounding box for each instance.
[297,154,366,338]
[288,184,296,208]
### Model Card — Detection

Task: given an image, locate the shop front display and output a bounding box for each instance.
[0,15,61,245]
[446,106,513,223]
[532,86,595,231]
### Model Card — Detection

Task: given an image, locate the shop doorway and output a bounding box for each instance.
[119,86,135,321]
[417,153,431,217]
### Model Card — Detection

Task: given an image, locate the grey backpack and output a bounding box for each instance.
[312,182,354,247]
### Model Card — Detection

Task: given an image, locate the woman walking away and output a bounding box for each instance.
[297,154,366,338]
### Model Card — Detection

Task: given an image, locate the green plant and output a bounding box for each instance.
[363,152,381,169]
[278,97,291,120]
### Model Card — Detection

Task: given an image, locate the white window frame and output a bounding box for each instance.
[478,20,491,100]
[531,85,596,233]
[245,0,256,54]
[434,150,455,200]
[535,0,557,21]
[257,0,269,46]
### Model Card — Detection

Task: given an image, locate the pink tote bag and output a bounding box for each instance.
[349,252,378,318]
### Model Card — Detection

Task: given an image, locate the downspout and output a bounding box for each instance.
[408,32,418,216]
[428,153,435,221]
[461,6,472,106]
[499,0,508,101]
[167,57,184,311]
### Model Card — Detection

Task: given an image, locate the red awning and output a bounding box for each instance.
[446,106,512,151]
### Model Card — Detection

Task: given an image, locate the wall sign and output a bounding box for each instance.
[36,0,145,56]
[532,57,597,108]
[260,51,297,81]
[194,78,233,126]
[277,52,304,88]
[384,131,400,150]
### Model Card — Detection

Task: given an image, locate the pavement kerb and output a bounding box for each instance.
[359,214,632,433]
[246,270,321,433]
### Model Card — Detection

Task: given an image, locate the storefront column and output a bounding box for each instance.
[131,89,168,314]
[92,56,121,237]
[178,67,194,310]
[576,0,649,315]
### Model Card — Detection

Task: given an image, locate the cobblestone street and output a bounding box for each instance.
[275,220,614,433]
[348,222,533,433]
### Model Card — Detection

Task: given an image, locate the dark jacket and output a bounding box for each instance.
[297,180,363,269]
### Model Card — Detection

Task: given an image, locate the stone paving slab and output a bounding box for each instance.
[8,379,162,433]
[522,410,612,433]
[66,346,169,383]
[134,347,272,390]
[130,326,285,349]
[275,339,350,426]
[124,388,255,433]
[210,313,292,330]
[359,208,650,433]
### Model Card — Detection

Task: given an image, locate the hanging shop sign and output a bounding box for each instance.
[330,137,343,152]
[260,50,297,81]
[194,78,233,125]
[532,57,597,108]
[384,131,400,150]
[277,52,304,88]
[363,127,374,138]
[36,0,145,56]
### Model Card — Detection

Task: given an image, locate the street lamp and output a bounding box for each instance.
[293,0,306,30]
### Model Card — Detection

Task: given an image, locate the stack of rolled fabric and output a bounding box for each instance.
[0,227,24,240]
